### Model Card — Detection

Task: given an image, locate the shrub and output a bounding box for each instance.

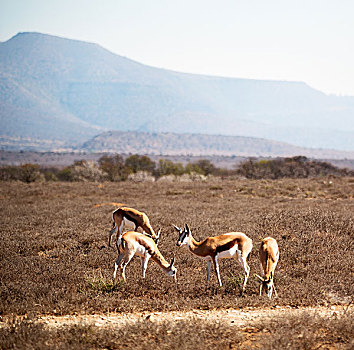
[40,167,59,181]
[57,167,75,181]
[0,165,20,181]
[184,162,203,175]
[125,154,156,174]
[57,160,106,182]
[21,164,42,183]
[194,159,217,175]
[237,156,354,179]
[155,159,184,177]
[0,163,42,182]
[98,154,130,181]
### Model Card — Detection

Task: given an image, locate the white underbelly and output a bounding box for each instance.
[201,244,240,260]
[217,244,239,259]
[122,217,136,231]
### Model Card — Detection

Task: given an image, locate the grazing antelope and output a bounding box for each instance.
[108,207,160,248]
[114,231,177,282]
[255,237,279,299]
[174,224,253,293]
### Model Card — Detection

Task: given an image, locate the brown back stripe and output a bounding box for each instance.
[137,237,155,256]
[215,239,238,254]
[124,212,139,228]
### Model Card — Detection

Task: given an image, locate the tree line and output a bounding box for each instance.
[0,154,352,183]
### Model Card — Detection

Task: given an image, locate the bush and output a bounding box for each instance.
[1,155,352,183]
[98,154,130,181]
[57,160,106,182]
[125,154,156,174]
[41,168,59,181]
[155,159,184,177]
[0,164,42,183]
[57,167,75,181]
[0,165,20,181]
[237,156,354,179]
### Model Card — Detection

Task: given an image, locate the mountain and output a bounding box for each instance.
[81,130,354,159]
[1,32,354,151]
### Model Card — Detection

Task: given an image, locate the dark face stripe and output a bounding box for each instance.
[177,230,188,245]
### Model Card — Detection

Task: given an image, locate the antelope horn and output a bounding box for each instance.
[154,229,161,245]
[185,223,190,233]
[255,274,264,282]
[172,224,181,231]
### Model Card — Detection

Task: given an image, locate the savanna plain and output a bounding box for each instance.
[1,178,353,349]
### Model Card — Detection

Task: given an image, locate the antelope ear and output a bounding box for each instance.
[172,224,181,232]
[154,229,161,245]
[185,223,190,234]
[255,274,264,282]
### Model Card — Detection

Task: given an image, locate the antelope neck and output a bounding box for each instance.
[187,234,202,252]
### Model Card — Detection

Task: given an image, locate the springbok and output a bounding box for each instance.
[174,224,253,293]
[109,207,160,248]
[114,231,177,282]
[255,237,279,299]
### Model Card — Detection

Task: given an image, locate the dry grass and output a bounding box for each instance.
[1,310,353,349]
[0,178,353,316]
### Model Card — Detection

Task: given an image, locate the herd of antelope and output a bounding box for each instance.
[110,206,279,299]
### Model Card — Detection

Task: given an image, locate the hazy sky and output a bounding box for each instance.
[1,0,353,96]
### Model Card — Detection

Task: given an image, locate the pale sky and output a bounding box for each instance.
[1,0,354,96]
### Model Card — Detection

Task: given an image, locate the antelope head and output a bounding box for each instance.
[255,272,276,299]
[174,224,190,247]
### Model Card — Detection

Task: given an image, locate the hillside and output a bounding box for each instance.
[81,130,354,159]
[1,32,354,151]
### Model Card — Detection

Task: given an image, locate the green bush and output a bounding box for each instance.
[0,165,20,181]
[125,154,155,174]
[98,154,130,181]
[41,168,59,181]
[185,159,217,176]
[155,159,184,177]
[0,163,42,183]
[20,164,42,183]
[57,167,75,181]
[237,156,354,179]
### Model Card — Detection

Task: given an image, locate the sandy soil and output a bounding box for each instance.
[23,305,349,330]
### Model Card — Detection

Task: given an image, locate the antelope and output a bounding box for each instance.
[108,207,160,248]
[255,237,279,299]
[174,224,253,293]
[114,231,177,282]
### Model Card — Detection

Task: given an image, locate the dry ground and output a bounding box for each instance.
[35,305,350,329]
[1,177,353,348]
[1,305,353,349]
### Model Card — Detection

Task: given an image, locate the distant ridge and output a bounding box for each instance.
[81,130,354,159]
[1,32,354,152]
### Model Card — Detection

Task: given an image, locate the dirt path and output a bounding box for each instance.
[28,305,349,329]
